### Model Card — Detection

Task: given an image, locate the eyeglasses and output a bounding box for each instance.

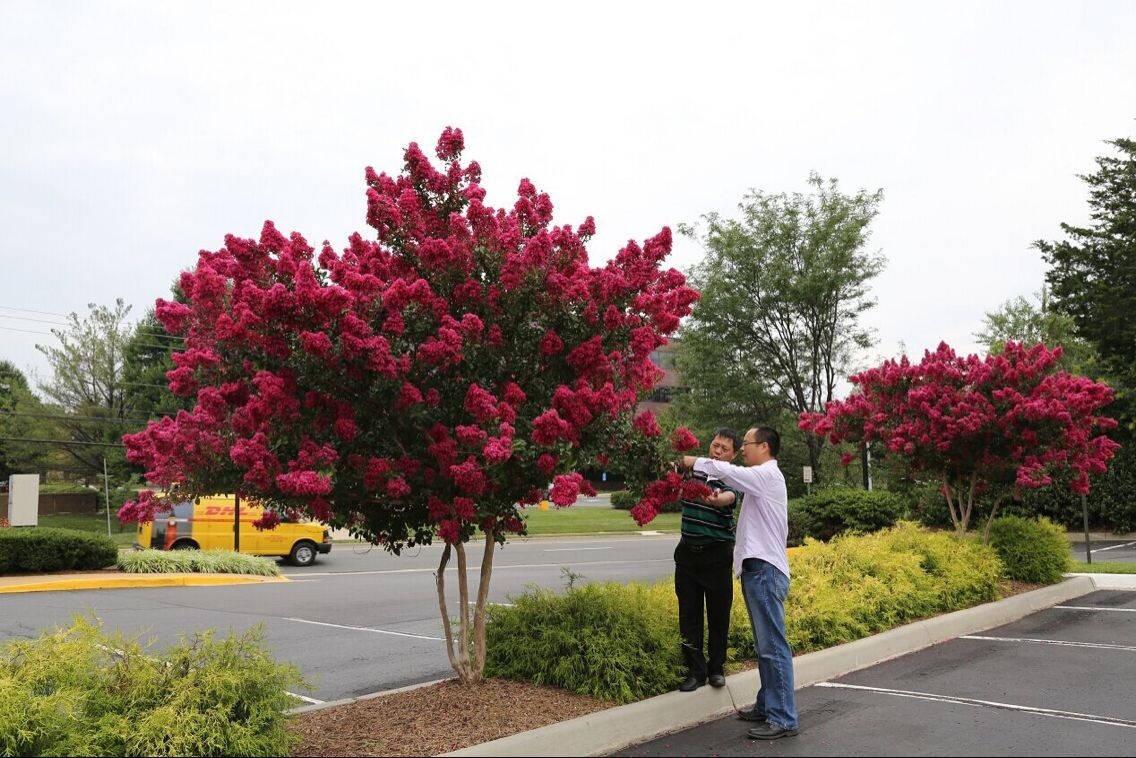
[741,441,763,448]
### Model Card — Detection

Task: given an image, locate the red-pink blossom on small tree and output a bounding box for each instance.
[799,341,1120,542]
[118,127,698,682]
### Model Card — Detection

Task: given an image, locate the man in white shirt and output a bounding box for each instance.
[680,426,799,740]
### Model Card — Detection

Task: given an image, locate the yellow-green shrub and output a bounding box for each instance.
[0,616,304,757]
[729,522,1002,654]
[487,523,1003,701]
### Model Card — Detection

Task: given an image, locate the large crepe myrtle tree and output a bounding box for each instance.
[117,128,698,683]
[799,341,1120,542]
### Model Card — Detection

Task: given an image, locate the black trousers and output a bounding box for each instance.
[674,540,734,679]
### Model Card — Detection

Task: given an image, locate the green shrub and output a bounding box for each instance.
[787,500,809,547]
[0,616,304,757]
[987,515,1071,583]
[487,523,1003,702]
[117,550,280,576]
[792,488,906,541]
[1001,444,1136,533]
[0,528,118,573]
[609,490,636,510]
[485,581,684,703]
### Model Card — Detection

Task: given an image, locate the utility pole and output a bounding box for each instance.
[1082,493,1091,564]
[234,493,241,552]
[102,457,111,537]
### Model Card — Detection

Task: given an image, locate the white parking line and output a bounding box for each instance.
[961,635,1136,653]
[815,682,1136,729]
[283,558,672,577]
[1089,540,1136,553]
[544,547,614,552]
[1055,605,1136,613]
[283,616,444,641]
[286,691,325,705]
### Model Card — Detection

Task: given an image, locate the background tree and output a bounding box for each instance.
[34,300,136,478]
[676,174,885,484]
[800,341,1120,542]
[119,128,697,683]
[1037,135,1136,430]
[0,360,65,480]
[974,287,1097,373]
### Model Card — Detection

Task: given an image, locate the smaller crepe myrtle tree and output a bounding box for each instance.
[799,341,1120,542]
[117,127,698,683]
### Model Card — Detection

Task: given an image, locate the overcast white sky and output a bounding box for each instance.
[2,1,1134,388]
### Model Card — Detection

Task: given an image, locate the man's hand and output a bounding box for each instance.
[679,455,698,471]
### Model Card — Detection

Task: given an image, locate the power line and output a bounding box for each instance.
[0,411,156,424]
[0,305,70,318]
[0,313,68,327]
[0,325,53,336]
[0,436,124,448]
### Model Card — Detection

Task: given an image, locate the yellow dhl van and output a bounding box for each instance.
[134,495,332,566]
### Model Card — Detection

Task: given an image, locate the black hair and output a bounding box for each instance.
[712,427,742,453]
[752,426,781,458]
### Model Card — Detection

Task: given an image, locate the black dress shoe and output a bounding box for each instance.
[736,707,766,722]
[747,722,799,740]
[678,676,705,692]
[708,673,726,688]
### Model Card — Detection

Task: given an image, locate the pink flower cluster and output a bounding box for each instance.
[120,127,698,552]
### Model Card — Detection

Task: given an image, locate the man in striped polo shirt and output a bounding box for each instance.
[675,427,743,692]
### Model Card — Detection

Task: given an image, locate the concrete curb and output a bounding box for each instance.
[441,576,1098,757]
[287,676,455,715]
[0,573,290,594]
[1067,571,1136,590]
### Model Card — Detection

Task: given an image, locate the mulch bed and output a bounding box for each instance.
[288,678,615,757]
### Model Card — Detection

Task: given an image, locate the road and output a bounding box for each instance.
[0,533,681,703]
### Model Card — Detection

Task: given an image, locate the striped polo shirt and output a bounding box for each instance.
[679,470,741,545]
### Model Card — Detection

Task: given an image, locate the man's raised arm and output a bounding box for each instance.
[681,456,767,492]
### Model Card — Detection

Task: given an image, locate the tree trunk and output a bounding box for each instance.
[981,495,1009,545]
[454,541,473,679]
[942,476,962,534]
[434,543,463,677]
[434,535,499,685]
[471,529,497,678]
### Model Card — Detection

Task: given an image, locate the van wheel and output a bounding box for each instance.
[289,540,318,567]
[171,539,199,550]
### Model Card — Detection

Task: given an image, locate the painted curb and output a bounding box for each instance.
[287,676,455,715]
[441,576,1098,757]
[0,573,290,593]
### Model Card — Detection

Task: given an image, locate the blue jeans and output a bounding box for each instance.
[740,558,798,729]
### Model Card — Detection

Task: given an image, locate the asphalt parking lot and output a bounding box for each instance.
[1071,538,1136,564]
[620,588,1136,756]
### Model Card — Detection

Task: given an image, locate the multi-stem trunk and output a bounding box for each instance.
[433,531,498,684]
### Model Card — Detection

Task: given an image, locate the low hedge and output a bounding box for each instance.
[0,616,303,756]
[485,522,1004,702]
[117,550,280,576]
[609,490,636,510]
[788,488,907,544]
[987,515,1071,583]
[0,528,118,573]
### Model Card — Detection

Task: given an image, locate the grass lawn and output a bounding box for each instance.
[522,507,680,535]
[36,512,136,547]
[1069,560,1136,574]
